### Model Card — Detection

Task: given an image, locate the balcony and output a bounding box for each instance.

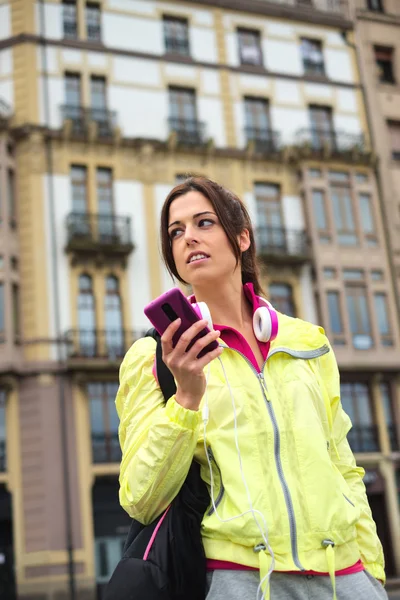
[169,117,206,146]
[65,329,144,361]
[65,213,134,262]
[245,127,281,154]
[256,227,310,264]
[91,432,121,464]
[347,424,380,453]
[63,21,78,39]
[61,105,117,138]
[295,128,370,160]
[165,37,190,56]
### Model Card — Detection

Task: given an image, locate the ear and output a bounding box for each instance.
[238,229,251,253]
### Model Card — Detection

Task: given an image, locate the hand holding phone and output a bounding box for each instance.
[144,288,222,409]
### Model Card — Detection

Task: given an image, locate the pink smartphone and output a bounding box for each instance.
[144,288,219,358]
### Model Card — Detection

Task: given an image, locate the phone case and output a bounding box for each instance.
[144,288,219,358]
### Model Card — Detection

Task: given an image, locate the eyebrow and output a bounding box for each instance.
[168,211,216,229]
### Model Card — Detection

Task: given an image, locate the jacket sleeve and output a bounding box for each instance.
[319,340,386,584]
[116,336,202,524]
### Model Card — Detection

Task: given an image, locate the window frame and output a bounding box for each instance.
[71,165,88,214]
[0,389,6,472]
[163,15,190,57]
[269,282,296,317]
[88,382,121,464]
[387,120,400,161]
[301,38,325,77]
[62,0,78,40]
[86,2,101,42]
[329,180,358,246]
[374,45,395,85]
[373,292,393,346]
[345,284,373,350]
[237,28,263,67]
[340,381,379,453]
[312,188,331,243]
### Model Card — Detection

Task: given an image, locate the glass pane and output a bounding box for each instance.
[12,284,20,337]
[0,390,6,471]
[346,292,357,334]
[327,291,343,334]
[91,77,106,109]
[7,170,15,220]
[312,190,327,230]
[323,268,336,279]
[354,383,373,426]
[380,383,394,426]
[343,270,364,281]
[340,383,355,421]
[371,270,383,281]
[359,194,374,233]
[358,293,371,333]
[374,293,390,335]
[331,190,342,229]
[65,74,81,106]
[342,192,355,230]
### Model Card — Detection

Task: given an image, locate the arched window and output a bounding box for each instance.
[78,274,96,356]
[104,276,124,357]
[269,283,296,317]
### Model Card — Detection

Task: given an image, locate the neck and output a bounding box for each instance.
[192,279,253,329]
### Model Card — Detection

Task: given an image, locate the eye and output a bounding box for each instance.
[198,218,214,228]
[169,227,183,240]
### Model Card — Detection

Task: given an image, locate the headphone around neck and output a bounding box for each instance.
[191,297,279,343]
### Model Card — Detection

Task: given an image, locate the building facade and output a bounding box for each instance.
[0,0,399,598]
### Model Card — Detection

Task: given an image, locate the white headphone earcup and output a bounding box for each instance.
[253,307,272,342]
[196,302,213,331]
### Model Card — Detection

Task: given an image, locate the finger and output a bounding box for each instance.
[185,328,221,361]
[173,319,209,354]
[195,344,223,371]
[161,318,181,350]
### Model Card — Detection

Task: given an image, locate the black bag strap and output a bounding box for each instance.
[145,327,177,402]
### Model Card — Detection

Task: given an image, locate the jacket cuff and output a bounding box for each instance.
[165,396,202,430]
[364,563,386,585]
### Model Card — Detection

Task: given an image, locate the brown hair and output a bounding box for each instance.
[160,176,264,296]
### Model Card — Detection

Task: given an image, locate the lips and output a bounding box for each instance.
[187,252,210,264]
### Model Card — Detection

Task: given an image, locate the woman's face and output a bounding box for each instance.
[168,190,249,288]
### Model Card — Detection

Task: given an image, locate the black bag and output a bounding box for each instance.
[105,328,210,600]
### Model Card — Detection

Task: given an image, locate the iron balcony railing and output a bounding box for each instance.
[66,212,133,249]
[65,329,145,359]
[165,37,190,55]
[61,105,117,137]
[347,425,380,453]
[303,59,326,76]
[63,20,78,39]
[0,439,6,472]
[256,227,310,259]
[91,432,121,464]
[261,0,349,18]
[296,128,367,153]
[87,24,101,41]
[169,117,206,146]
[245,127,281,153]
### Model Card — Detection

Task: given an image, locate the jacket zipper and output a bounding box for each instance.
[217,344,327,570]
[258,371,304,571]
[207,447,225,516]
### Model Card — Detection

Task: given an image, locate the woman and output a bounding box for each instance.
[116,177,387,600]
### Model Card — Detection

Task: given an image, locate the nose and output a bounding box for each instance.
[183,224,198,245]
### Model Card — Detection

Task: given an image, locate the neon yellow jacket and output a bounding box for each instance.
[116,313,385,584]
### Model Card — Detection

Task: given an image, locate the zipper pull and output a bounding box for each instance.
[258,373,270,401]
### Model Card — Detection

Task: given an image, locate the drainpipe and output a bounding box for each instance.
[340,22,400,323]
[38,1,76,599]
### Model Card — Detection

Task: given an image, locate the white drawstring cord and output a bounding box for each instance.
[202,355,275,600]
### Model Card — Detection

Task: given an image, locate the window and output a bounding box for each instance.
[12,284,20,342]
[330,183,357,245]
[374,293,392,346]
[245,98,275,150]
[90,76,107,111]
[71,166,87,214]
[0,283,4,342]
[301,39,325,76]
[105,276,124,357]
[374,46,395,84]
[0,390,6,471]
[312,190,330,242]
[78,274,96,356]
[169,88,201,144]
[367,0,384,12]
[327,291,344,335]
[345,286,372,349]
[343,269,364,281]
[359,193,377,246]
[65,73,81,107]
[255,183,284,250]
[163,16,190,56]
[380,383,399,451]
[63,0,77,39]
[238,29,263,66]
[97,168,113,244]
[88,382,120,463]
[86,3,101,41]
[7,170,16,227]
[323,268,336,279]
[371,270,383,281]
[269,283,296,317]
[309,168,322,178]
[340,382,379,452]
[309,106,334,149]
[356,172,368,183]
[388,121,400,160]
